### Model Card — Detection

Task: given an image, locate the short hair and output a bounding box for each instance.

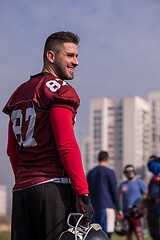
[43,31,80,62]
[149,155,157,159]
[98,151,109,162]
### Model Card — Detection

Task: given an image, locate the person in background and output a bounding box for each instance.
[147,155,160,240]
[3,31,93,240]
[87,151,123,239]
[119,165,148,240]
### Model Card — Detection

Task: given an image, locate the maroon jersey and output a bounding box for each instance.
[3,72,83,191]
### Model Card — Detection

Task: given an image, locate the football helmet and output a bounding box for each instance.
[114,218,129,236]
[128,204,144,219]
[123,164,136,180]
[58,213,109,240]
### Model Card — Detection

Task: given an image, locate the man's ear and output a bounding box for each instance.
[46,50,55,63]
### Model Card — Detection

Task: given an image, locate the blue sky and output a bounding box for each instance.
[0,0,160,208]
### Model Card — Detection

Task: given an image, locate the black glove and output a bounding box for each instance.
[78,194,94,225]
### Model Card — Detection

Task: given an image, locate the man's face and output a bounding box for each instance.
[125,170,135,180]
[53,42,79,80]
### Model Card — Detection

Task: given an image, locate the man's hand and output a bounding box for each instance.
[78,194,94,225]
[116,210,124,219]
[119,184,127,199]
[120,184,127,192]
[139,198,149,210]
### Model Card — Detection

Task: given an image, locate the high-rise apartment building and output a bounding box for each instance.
[149,91,160,157]
[0,185,7,215]
[82,95,150,183]
[123,97,150,180]
[81,136,90,174]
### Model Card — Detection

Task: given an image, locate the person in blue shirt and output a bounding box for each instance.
[119,165,148,240]
[87,151,123,238]
[147,155,160,240]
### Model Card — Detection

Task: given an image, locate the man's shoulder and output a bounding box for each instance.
[106,166,115,173]
[88,165,115,173]
[37,74,77,94]
[87,166,103,177]
[88,166,115,177]
[119,180,127,186]
[34,74,80,110]
[87,166,99,174]
[135,177,147,186]
[104,166,116,177]
[135,177,143,183]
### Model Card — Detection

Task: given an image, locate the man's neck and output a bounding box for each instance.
[99,161,108,166]
[128,176,136,183]
[42,66,57,77]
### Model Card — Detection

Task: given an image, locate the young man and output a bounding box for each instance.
[3,31,93,240]
[87,151,123,238]
[119,165,148,240]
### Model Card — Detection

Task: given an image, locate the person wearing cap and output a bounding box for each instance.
[119,165,148,240]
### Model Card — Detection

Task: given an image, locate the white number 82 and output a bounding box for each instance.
[11,107,37,148]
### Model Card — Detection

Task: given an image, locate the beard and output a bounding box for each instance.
[126,172,135,180]
[53,61,74,80]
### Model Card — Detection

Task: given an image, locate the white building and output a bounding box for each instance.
[148,91,160,157]
[82,95,150,183]
[81,136,90,174]
[0,185,7,215]
[123,96,150,180]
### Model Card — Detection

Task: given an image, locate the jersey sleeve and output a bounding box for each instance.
[50,107,89,196]
[35,77,80,113]
[7,120,19,177]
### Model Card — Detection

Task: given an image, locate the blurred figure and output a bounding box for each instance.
[87,151,123,239]
[119,165,148,240]
[147,155,160,240]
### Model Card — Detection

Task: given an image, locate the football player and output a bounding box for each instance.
[119,165,148,240]
[3,31,93,240]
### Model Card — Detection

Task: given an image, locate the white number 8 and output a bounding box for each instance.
[46,80,61,92]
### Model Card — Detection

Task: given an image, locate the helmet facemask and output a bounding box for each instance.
[58,213,109,240]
